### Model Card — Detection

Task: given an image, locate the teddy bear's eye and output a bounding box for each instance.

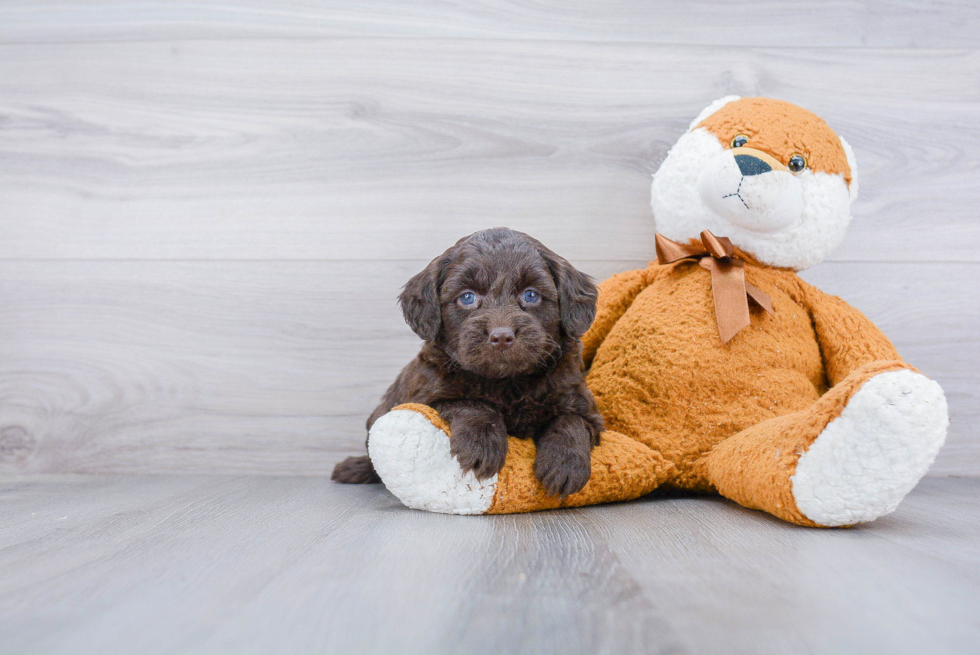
[731,135,749,148]
[788,155,807,173]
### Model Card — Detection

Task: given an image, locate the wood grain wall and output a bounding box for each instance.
[0,1,977,475]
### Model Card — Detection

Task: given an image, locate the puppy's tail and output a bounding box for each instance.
[331,455,382,484]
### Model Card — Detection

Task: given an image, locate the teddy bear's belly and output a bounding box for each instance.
[587,269,827,488]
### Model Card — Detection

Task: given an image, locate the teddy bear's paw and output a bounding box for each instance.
[792,369,948,527]
[368,408,496,515]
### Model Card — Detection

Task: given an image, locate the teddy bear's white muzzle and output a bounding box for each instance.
[697,151,804,233]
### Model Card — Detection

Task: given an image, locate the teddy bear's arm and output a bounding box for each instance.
[801,281,902,387]
[581,265,657,367]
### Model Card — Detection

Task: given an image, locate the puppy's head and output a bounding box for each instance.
[399,228,597,378]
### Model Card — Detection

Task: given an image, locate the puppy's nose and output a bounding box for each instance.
[734,154,772,176]
[488,327,515,350]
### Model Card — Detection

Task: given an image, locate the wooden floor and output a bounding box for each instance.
[1,475,978,655]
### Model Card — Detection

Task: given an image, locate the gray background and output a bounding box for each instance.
[0,1,977,477]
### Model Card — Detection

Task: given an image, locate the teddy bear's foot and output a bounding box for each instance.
[707,363,948,527]
[368,403,674,515]
[368,405,497,515]
[791,369,948,526]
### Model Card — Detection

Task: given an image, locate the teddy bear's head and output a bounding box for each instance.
[650,97,858,270]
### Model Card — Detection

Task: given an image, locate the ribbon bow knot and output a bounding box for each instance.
[655,230,773,344]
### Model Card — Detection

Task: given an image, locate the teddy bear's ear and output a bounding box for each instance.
[839,135,859,202]
[688,95,741,131]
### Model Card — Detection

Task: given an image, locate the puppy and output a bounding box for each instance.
[332,227,604,498]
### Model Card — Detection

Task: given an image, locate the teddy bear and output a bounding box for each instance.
[365,96,949,527]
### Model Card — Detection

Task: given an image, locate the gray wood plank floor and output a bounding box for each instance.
[1,475,978,655]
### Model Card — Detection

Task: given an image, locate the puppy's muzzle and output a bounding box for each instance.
[488,327,515,351]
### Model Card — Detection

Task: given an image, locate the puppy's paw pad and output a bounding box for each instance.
[368,409,496,515]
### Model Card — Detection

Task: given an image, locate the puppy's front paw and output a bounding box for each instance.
[449,420,508,480]
[534,443,591,498]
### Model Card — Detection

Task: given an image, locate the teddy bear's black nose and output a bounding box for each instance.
[735,154,772,176]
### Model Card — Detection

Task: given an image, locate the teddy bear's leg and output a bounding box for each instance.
[705,362,948,527]
[368,403,673,515]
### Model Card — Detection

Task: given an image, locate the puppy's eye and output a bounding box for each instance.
[731,135,749,148]
[522,289,540,304]
[788,154,807,173]
[458,291,477,306]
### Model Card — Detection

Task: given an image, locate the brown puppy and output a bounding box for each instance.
[332,227,604,497]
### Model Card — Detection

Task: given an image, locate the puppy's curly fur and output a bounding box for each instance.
[332,227,604,497]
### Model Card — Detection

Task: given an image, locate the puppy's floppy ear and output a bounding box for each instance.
[540,248,598,338]
[399,252,448,341]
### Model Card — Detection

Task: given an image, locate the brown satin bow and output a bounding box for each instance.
[655,230,773,344]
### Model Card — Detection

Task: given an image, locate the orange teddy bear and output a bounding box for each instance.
[366,97,948,527]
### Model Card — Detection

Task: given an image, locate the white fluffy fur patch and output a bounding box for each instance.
[791,370,948,527]
[839,135,859,201]
[368,409,496,515]
[697,149,804,233]
[651,128,853,270]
